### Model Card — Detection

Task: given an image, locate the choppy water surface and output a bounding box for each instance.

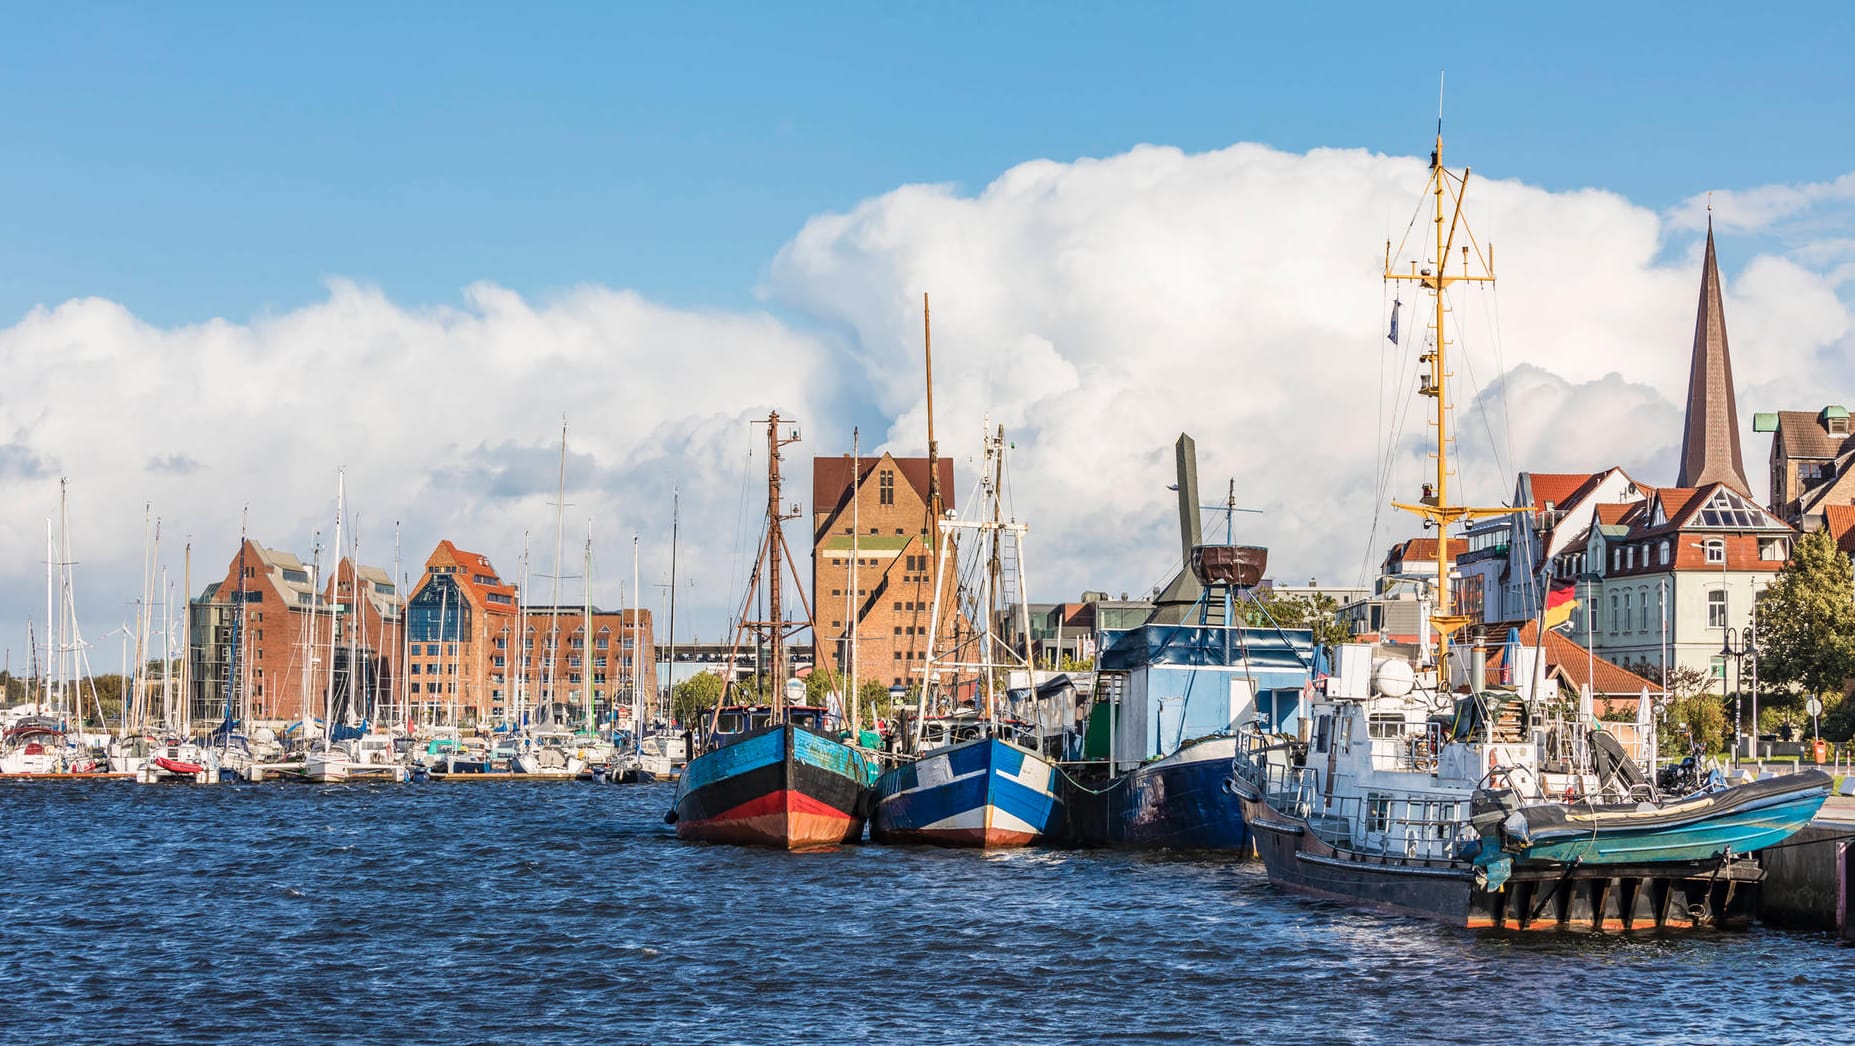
[3,782,1851,1044]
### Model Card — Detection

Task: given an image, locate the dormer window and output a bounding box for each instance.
[1659,540,1670,566]
[1704,538,1726,564]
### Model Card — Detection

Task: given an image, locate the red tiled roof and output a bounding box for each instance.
[1527,472,1599,509]
[1386,537,1457,567]
[1592,503,1637,526]
[421,540,518,615]
[1824,504,1855,555]
[1490,622,1659,696]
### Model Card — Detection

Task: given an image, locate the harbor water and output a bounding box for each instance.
[4,781,1852,1044]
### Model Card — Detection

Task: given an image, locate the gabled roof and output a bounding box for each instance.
[1774,409,1855,460]
[420,540,518,613]
[813,453,957,518]
[1524,472,1600,510]
[1592,502,1642,527]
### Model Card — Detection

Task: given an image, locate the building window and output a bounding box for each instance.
[1609,594,1619,634]
[1638,591,1649,631]
[411,664,421,675]
[879,470,895,505]
[1704,539,1725,564]
[1659,541,1670,566]
[1708,590,1727,628]
[1621,592,1631,633]
[1759,537,1787,561]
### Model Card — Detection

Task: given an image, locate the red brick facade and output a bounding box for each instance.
[811,452,962,688]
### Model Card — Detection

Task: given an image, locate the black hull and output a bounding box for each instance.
[669,723,871,848]
[1050,741,1249,850]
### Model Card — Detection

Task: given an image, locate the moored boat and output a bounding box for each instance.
[666,411,873,848]
[1228,117,1830,930]
[672,705,872,847]
[871,425,1066,849]
[1049,443,1314,851]
[873,732,1056,847]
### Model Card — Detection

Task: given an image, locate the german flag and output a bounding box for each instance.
[1543,581,1578,630]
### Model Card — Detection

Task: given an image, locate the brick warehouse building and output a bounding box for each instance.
[402,540,656,727]
[403,540,518,725]
[188,540,404,726]
[812,452,961,688]
[506,605,656,728]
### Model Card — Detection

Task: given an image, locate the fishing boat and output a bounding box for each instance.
[1230,678,1829,929]
[1050,441,1314,850]
[674,703,872,844]
[872,424,1065,848]
[1227,117,1829,930]
[668,412,874,848]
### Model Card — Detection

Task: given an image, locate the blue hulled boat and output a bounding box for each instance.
[868,425,1075,849]
[873,732,1060,847]
[1512,770,1831,865]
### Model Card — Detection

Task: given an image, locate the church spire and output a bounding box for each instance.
[1676,216,1752,496]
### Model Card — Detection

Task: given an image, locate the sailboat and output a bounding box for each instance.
[872,425,1066,847]
[1228,115,1828,930]
[5,480,117,777]
[636,489,688,780]
[667,411,875,848]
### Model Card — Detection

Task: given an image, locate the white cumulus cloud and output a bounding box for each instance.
[4,139,1855,667]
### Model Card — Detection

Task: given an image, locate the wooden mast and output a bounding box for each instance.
[924,293,942,552]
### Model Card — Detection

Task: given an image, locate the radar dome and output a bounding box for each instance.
[1372,658,1416,698]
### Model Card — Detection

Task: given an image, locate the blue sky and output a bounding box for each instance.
[0,3,1848,327]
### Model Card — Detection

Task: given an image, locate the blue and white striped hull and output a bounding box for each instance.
[872,737,1060,847]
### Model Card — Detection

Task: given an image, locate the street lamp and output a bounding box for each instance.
[1721,625,1755,764]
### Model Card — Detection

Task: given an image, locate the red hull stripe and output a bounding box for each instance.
[699,788,848,824]
[679,788,861,849]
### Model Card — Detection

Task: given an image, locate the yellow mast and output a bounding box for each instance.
[1384,126,1508,668]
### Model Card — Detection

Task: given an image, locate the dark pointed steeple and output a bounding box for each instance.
[1676,218,1752,496]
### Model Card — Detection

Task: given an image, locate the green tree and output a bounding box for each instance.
[1242,590,1353,647]
[670,671,724,724]
[1645,665,1729,755]
[1755,527,1855,721]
